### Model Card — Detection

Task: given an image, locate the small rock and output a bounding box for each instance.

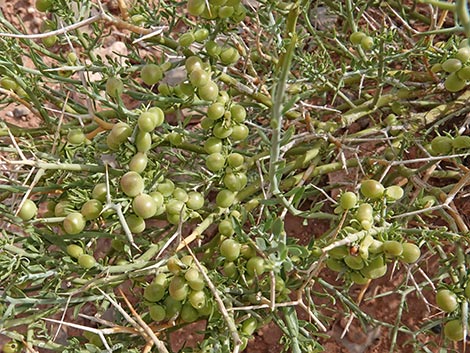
[12,107,29,119]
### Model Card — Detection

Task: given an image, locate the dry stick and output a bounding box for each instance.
[176,211,219,251]
[184,243,242,353]
[117,288,169,353]
[52,295,72,341]
[7,128,46,217]
[117,0,129,20]
[340,279,372,339]
[96,289,152,342]
[44,318,113,352]
[0,14,104,39]
[404,171,470,232]
[51,91,70,155]
[102,163,140,251]
[78,313,137,332]
[298,211,349,295]
[0,87,38,118]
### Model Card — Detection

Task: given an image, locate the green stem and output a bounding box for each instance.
[269,6,300,196]
[456,0,470,36]
[418,0,456,11]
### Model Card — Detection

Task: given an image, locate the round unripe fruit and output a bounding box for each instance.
[436,289,458,312]
[148,107,165,127]
[63,212,86,235]
[242,317,258,336]
[187,0,206,15]
[141,64,163,85]
[129,152,148,173]
[133,194,157,219]
[401,243,420,263]
[431,136,453,155]
[213,122,233,139]
[3,341,21,353]
[384,185,404,201]
[92,183,107,202]
[80,199,103,220]
[179,32,196,47]
[456,47,470,63]
[110,122,132,144]
[219,46,240,65]
[54,200,73,217]
[220,238,241,261]
[106,77,124,98]
[167,132,184,146]
[452,135,470,149]
[223,172,244,191]
[457,66,470,80]
[227,153,244,168]
[0,77,18,90]
[206,40,222,57]
[350,31,366,45]
[186,270,205,291]
[350,271,369,285]
[181,303,199,323]
[66,244,84,259]
[361,256,387,279]
[431,63,442,73]
[340,192,357,210]
[164,296,182,320]
[173,188,188,202]
[194,28,209,42]
[189,69,210,87]
[442,58,463,73]
[360,180,385,199]
[144,282,166,302]
[444,319,464,341]
[169,275,189,301]
[126,214,146,233]
[216,189,236,208]
[186,191,204,210]
[445,72,466,92]
[188,290,206,309]
[136,131,152,152]
[18,199,38,221]
[230,124,249,141]
[230,104,246,122]
[184,267,202,283]
[67,129,86,145]
[120,172,144,197]
[149,304,166,322]
[344,254,364,270]
[197,81,219,101]
[36,0,53,12]
[246,256,265,276]
[207,102,225,120]
[223,261,238,278]
[356,203,373,222]
[157,179,175,197]
[165,199,185,215]
[206,152,225,172]
[360,36,374,50]
[78,254,96,269]
[204,137,223,154]
[218,5,235,18]
[218,219,234,236]
[383,240,403,257]
[138,112,158,132]
[185,56,204,73]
